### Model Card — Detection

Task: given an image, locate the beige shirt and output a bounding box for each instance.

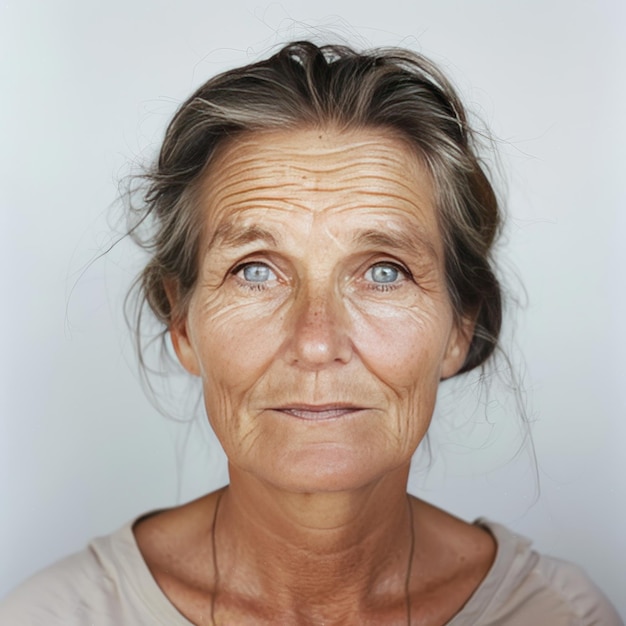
[1,519,622,625]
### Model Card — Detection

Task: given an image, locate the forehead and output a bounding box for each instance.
[197,127,440,248]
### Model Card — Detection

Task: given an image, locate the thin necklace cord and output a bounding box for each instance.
[405,494,415,625]
[210,488,225,626]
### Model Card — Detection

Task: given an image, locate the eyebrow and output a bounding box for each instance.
[207,220,439,261]
[208,222,280,250]
[352,227,439,261]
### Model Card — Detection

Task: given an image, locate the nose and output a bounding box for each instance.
[285,284,353,370]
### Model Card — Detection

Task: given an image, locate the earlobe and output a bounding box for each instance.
[440,317,474,380]
[169,320,202,377]
[164,279,201,377]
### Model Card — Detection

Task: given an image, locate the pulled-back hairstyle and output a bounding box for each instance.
[129,41,502,376]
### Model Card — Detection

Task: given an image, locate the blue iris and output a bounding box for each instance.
[370,264,399,284]
[242,263,272,282]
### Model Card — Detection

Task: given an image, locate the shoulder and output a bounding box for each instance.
[523,552,623,625]
[454,521,624,626]
[0,531,121,625]
[0,519,194,626]
[132,490,222,593]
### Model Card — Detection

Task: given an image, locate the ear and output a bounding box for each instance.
[164,279,201,377]
[440,314,475,380]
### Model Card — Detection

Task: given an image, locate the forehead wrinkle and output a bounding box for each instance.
[200,129,440,255]
[210,178,431,208]
[281,155,409,177]
[204,139,433,206]
[208,135,423,182]
[208,162,414,198]
[220,133,400,161]
[336,167,434,201]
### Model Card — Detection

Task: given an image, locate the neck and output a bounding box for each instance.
[214,464,414,621]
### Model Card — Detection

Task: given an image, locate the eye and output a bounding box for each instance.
[365,262,405,286]
[232,261,277,289]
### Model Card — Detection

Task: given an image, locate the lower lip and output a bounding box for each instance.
[275,408,364,421]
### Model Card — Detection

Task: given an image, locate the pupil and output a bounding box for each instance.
[244,264,269,282]
[372,265,398,283]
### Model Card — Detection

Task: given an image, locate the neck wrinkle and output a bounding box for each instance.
[214,464,414,615]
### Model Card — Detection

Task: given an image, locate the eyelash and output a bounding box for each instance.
[364,262,411,292]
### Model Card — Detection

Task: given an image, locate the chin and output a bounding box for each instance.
[246,444,406,494]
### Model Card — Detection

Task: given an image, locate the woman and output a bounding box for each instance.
[1,41,621,625]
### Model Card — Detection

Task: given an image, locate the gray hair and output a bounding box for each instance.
[128,41,503,376]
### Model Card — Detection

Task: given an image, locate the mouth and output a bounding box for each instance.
[272,404,366,421]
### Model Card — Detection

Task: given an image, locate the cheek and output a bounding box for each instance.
[189,294,286,401]
[350,300,452,391]
[188,298,288,460]
[349,304,450,449]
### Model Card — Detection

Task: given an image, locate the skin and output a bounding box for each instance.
[134,128,496,625]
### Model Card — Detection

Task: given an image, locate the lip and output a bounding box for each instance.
[271,404,366,421]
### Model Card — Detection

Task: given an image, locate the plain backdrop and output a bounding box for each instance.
[1,0,624,618]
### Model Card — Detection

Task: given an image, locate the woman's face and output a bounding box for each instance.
[171,127,472,493]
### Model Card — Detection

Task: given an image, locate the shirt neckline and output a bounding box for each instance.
[96,515,530,625]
